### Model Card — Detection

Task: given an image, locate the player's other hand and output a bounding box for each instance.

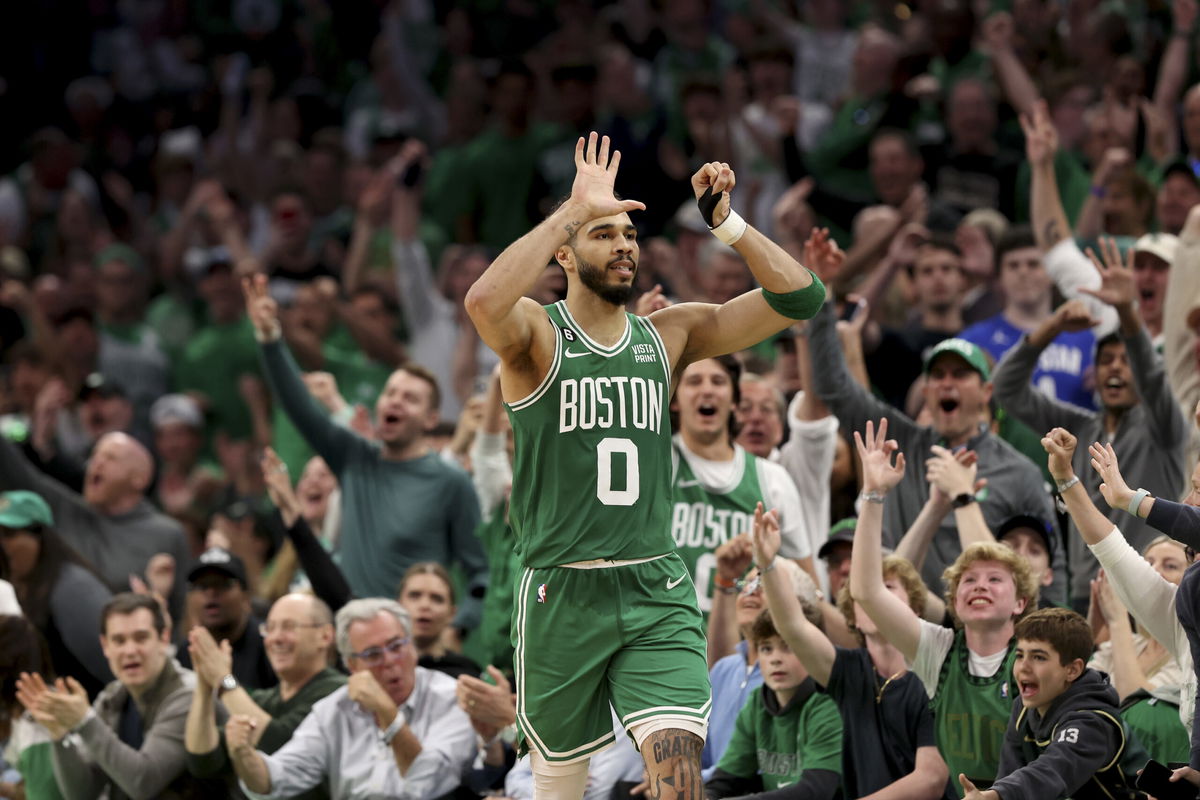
[690,162,735,227]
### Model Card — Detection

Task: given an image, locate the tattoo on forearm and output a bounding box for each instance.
[564,220,582,240]
[1042,219,1060,245]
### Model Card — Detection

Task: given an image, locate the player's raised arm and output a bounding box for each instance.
[655,166,826,365]
[464,132,644,360]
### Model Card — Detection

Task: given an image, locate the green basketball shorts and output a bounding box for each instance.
[512,552,712,763]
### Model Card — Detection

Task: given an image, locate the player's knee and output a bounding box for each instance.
[530,751,591,800]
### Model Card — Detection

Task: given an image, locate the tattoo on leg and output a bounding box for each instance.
[642,730,704,800]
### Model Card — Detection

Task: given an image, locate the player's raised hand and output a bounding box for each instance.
[569,132,645,221]
[854,418,906,493]
[241,275,280,340]
[691,162,735,227]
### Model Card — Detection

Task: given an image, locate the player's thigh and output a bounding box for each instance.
[607,555,711,736]
[514,566,622,763]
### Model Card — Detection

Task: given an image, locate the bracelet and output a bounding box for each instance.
[757,557,777,574]
[714,573,739,595]
[1055,475,1080,493]
[380,709,406,745]
[859,490,887,504]
[1126,488,1151,517]
[709,209,748,245]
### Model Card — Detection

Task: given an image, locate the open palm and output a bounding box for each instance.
[1082,236,1136,308]
[854,418,906,492]
[570,132,645,220]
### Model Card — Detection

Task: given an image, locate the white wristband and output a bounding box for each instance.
[709,210,747,245]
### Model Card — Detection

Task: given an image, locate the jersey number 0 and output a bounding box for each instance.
[596,437,640,505]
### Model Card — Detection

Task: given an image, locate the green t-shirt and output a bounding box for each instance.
[469,503,519,675]
[716,681,843,791]
[1121,694,1190,766]
[173,316,262,443]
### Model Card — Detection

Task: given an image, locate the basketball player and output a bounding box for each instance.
[464,133,825,800]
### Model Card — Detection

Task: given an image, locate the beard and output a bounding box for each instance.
[576,253,637,307]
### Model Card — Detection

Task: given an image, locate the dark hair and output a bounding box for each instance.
[489,59,535,88]
[4,523,98,632]
[1094,331,1123,365]
[750,608,780,643]
[100,593,167,637]
[349,284,399,316]
[396,362,442,416]
[1014,607,1093,665]
[871,127,921,160]
[670,354,743,441]
[0,615,52,711]
[994,225,1038,273]
[908,233,962,277]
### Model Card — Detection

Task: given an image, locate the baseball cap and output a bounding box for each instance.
[996,513,1054,567]
[150,394,203,430]
[187,547,248,588]
[818,517,858,560]
[923,338,991,382]
[1132,232,1179,266]
[0,490,53,529]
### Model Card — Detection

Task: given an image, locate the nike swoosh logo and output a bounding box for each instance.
[564,349,591,358]
[666,575,686,590]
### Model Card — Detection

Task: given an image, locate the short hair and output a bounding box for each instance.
[917,233,962,261]
[1014,607,1093,665]
[1105,170,1156,226]
[398,562,456,605]
[994,225,1038,272]
[739,373,786,423]
[871,127,921,160]
[942,542,1039,627]
[1094,331,1123,365]
[1142,534,1188,559]
[750,599,820,645]
[837,555,927,634]
[335,598,411,663]
[395,363,442,415]
[100,593,167,636]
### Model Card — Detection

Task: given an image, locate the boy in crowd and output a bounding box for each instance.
[704,605,843,800]
[850,419,1040,795]
[751,501,950,799]
[960,607,1146,800]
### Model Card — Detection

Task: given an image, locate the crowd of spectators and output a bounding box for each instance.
[6,0,1200,798]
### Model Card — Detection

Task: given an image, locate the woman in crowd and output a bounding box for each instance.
[0,490,111,697]
[398,561,480,679]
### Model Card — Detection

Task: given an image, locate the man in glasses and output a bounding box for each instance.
[226,598,476,800]
[184,592,346,797]
[176,546,276,690]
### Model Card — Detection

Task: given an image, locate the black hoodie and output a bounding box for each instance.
[991,668,1147,800]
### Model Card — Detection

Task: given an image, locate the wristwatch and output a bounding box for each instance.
[952,492,976,509]
[218,674,239,695]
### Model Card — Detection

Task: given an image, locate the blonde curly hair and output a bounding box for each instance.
[942,541,1039,628]
[837,555,927,637]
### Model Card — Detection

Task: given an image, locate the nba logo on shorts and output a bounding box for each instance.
[537,584,548,604]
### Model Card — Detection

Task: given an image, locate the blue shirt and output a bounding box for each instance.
[960,315,1096,410]
[702,641,763,779]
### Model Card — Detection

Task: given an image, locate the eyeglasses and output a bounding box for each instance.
[349,636,411,667]
[259,621,326,637]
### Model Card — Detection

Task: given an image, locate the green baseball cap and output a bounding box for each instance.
[923,338,991,382]
[0,491,53,529]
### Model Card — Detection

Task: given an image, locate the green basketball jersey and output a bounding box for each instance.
[506,301,673,568]
[671,439,765,613]
[932,631,1017,795]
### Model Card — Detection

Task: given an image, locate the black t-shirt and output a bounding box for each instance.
[419,650,481,680]
[177,615,277,690]
[823,646,952,799]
